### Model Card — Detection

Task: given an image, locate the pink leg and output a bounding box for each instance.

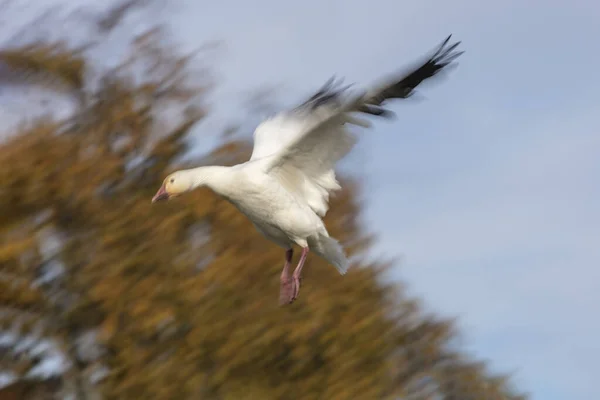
[279,249,294,305]
[291,247,309,302]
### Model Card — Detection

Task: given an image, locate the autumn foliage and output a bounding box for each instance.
[0,1,527,399]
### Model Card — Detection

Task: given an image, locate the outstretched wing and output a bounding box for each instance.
[296,34,463,118]
[361,34,463,114]
[252,35,463,217]
[250,102,357,217]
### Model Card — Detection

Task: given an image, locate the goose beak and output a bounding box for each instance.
[152,184,170,203]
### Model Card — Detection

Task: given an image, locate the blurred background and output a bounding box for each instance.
[0,0,598,399]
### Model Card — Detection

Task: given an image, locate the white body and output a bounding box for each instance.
[182,103,363,275]
[212,163,327,249]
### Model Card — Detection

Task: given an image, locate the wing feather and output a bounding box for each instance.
[251,35,463,216]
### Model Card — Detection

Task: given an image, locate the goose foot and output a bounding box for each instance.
[279,248,295,305]
[279,246,309,305]
[279,277,296,305]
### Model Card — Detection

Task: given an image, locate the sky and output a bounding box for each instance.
[1,0,599,398]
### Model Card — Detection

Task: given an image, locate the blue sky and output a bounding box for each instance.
[2,0,599,398]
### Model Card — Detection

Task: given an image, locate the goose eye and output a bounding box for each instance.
[170,178,175,184]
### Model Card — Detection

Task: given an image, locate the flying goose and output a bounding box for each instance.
[152,35,464,305]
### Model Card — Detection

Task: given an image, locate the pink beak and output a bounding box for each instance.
[151,184,169,203]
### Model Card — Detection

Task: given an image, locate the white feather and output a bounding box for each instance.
[251,104,358,217]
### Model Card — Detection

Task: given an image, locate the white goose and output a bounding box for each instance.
[152,35,463,305]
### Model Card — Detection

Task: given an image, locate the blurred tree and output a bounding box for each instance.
[0,1,528,399]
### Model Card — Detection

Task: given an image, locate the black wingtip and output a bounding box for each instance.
[429,35,464,69]
[369,34,464,104]
[433,35,461,57]
[436,35,453,52]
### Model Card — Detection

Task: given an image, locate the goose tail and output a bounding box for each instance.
[310,234,349,275]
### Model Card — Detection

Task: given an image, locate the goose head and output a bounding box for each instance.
[151,170,194,203]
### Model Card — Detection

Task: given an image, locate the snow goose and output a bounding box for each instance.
[152,35,463,305]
